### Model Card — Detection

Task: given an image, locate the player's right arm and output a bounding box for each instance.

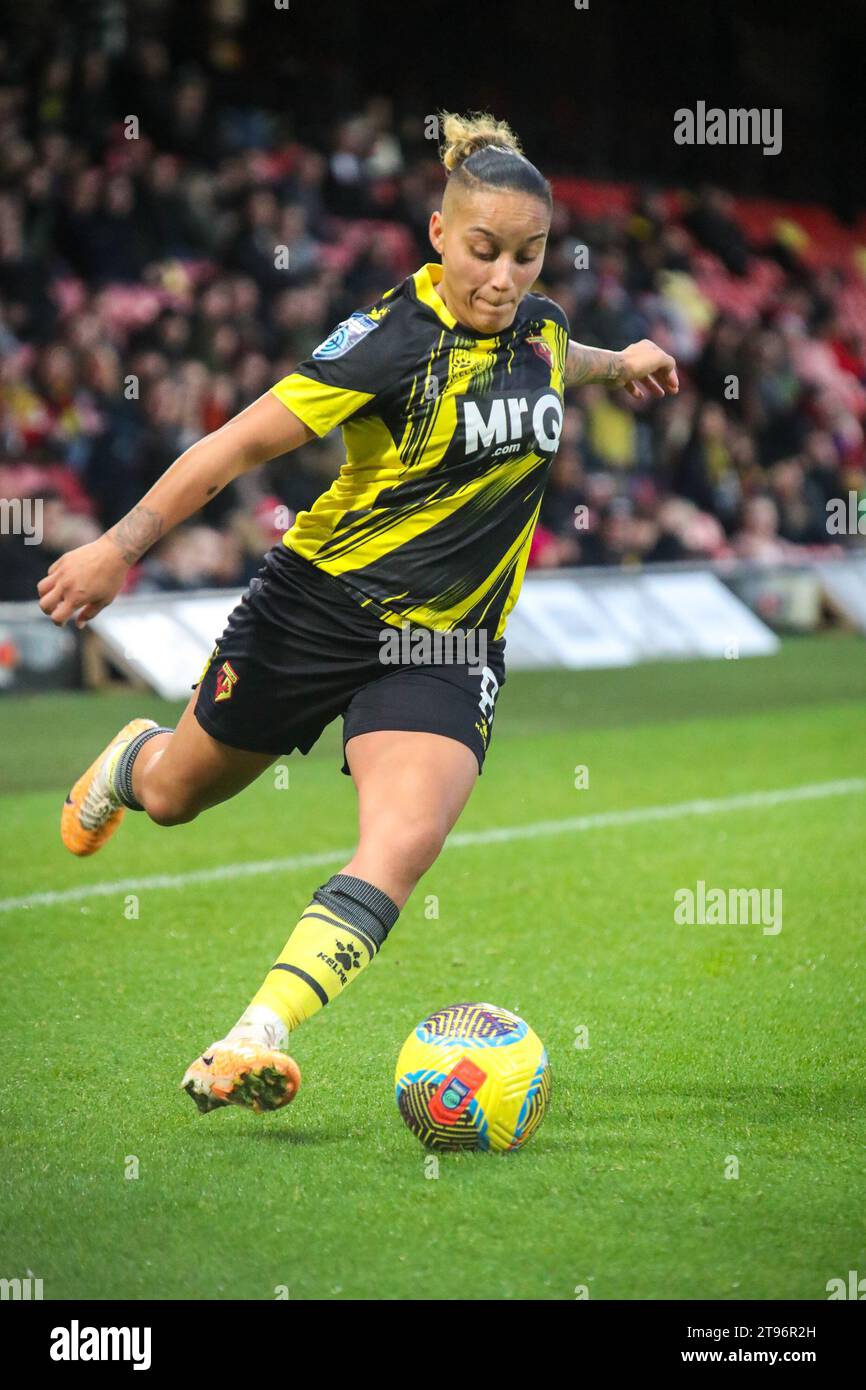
[37,393,316,629]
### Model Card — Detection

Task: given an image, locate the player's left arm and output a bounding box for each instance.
[565,338,679,400]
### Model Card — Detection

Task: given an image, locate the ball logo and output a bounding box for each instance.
[428,1057,487,1125]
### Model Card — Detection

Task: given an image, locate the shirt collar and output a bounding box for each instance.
[413,262,457,330]
[413,261,518,343]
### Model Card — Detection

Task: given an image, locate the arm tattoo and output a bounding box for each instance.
[565,340,626,389]
[106,505,165,564]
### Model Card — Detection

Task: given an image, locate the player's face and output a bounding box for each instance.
[430,189,550,334]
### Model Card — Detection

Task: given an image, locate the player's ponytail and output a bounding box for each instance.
[437,109,552,210]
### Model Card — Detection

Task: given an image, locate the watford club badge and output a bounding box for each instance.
[214,660,239,702]
[527,335,553,369]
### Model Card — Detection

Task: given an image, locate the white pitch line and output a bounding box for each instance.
[1,777,863,914]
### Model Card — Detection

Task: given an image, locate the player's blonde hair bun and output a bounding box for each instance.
[437,110,525,173]
[435,109,551,210]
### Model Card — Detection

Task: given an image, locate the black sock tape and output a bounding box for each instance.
[312,873,400,952]
[114,726,174,810]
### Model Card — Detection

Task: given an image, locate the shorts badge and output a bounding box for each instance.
[214,660,239,702]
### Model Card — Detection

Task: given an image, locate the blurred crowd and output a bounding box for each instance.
[2,31,866,602]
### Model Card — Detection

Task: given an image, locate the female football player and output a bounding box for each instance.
[38,111,678,1114]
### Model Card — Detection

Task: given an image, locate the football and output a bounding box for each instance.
[394,1002,551,1152]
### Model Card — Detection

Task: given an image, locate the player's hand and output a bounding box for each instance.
[37,537,130,629]
[619,339,679,399]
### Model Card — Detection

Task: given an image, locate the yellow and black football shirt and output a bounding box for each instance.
[270,261,569,640]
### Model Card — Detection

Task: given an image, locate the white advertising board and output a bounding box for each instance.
[88,569,779,698]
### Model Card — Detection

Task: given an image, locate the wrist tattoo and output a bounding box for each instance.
[606,351,627,386]
[107,505,164,565]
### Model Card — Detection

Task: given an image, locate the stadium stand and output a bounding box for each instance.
[1,39,864,601]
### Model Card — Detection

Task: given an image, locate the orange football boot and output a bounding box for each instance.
[61,718,158,857]
[181,1041,302,1114]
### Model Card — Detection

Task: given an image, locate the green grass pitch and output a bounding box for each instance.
[1,635,864,1300]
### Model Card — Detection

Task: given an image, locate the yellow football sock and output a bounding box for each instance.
[242,874,400,1033]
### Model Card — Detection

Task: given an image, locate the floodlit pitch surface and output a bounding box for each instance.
[1,635,864,1300]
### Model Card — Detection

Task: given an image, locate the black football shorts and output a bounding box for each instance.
[193,543,507,777]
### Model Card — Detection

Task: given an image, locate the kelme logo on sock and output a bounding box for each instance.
[316,937,364,987]
[333,939,362,972]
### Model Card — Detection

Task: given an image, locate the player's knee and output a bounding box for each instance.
[143,787,201,827]
[388,814,448,883]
